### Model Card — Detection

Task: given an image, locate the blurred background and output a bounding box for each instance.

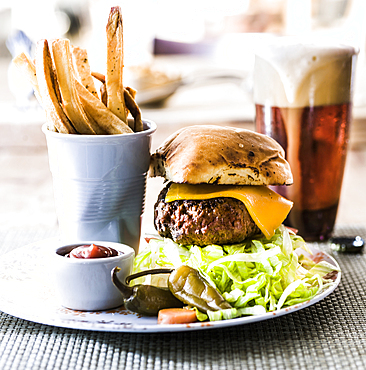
[0,0,366,236]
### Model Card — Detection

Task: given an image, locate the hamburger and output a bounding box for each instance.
[150,125,294,244]
[131,125,338,321]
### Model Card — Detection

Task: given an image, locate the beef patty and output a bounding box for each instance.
[154,184,261,246]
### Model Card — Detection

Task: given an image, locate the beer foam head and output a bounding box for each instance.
[254,37,358,107]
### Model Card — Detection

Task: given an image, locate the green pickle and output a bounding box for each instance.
[168,265,232,313]
[112,267,182,316]
[112,265,231,316]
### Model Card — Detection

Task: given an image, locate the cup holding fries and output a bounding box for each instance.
[13,6,156,252]
[42,119,156,252]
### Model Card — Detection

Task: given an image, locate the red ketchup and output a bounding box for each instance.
[67,244,119,259]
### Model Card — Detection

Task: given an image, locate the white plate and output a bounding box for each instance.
[0,238,341,333]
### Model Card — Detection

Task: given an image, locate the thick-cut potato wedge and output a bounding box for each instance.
[125,86,138,129]
[71,46,99,98]
[35,40,76,134]
[124,88,143,132]
[91,71,140,129]
[75,79,133,134]
[12,52,42,103]
[14,5,144,136]
[106,6,128,124]
[91,72,108,106]
[51,39,105,134]
[91,71,105,83]
[100,82,107,106]
[126,86,137,100]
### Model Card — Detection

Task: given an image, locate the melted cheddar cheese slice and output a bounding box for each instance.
[165,183,293,239]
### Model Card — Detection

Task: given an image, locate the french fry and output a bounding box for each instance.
[100,82,107,106]
[91,71,105,83]
[91,72,108,106]
[14,7,144,136]
[35,39,76,134]
[125,86,138,128]
[71,46,99,98]
[106,6,128,125]
[51,39,103,134]
[91,72,140,128]
[126,86,137,100]
[124,88,143,132]
[12,52,42,104]
[75,79,133,134]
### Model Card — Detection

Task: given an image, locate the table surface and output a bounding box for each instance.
[1,226,366,370]
[1,56,366,369]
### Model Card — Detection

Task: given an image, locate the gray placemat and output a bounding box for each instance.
[1,225,366,370]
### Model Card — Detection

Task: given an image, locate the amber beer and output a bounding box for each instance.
[255,103,351,240]
[254,40,357,241]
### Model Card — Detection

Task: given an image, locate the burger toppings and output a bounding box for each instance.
[112,267,183,316]
[168,265,232,312]
[157,308,198,325]
[164,183,293,239]
[112,265,231,317]
[133,226,340,322]
[155,184,261,246]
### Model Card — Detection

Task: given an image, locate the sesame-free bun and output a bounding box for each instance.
[149,125,293,186]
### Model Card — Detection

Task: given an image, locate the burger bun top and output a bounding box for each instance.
[149,125,293,186]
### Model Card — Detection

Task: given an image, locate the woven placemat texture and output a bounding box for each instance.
[1,226,366,370]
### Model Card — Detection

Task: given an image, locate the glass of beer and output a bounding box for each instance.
[254,39,358,241]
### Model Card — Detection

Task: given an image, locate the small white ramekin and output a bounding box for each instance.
[52,241,135,311]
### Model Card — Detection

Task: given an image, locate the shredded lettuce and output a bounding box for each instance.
[134,226,340,321]
[207,305,267,321]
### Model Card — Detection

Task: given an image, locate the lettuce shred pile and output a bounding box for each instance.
[133,225,340,322]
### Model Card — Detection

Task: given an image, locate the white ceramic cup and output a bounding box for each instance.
[42,120,156,253]
[53,241,135,311]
